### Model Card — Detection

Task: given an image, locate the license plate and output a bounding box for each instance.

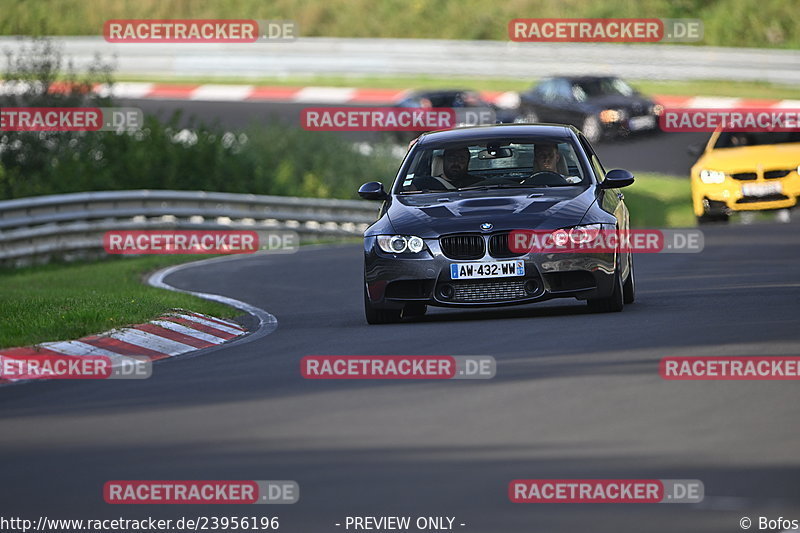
[450,260,525,280]
[742,182,782,197]
[628,115,656,131]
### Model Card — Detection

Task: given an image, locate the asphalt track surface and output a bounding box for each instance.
[2,218,800,532]
[126,98,710,176]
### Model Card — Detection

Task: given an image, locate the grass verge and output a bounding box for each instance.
[0,255,238,349]
[626,173,694,228]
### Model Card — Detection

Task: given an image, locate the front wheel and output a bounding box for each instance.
[587,269,624,313]
[364,286,402,324]
[623,257,635,304]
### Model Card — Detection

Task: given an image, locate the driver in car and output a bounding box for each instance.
[412,147,482,190]
[533,143,562,174]
[521,142,574,185]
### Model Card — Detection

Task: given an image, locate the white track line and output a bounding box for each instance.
[148,256,278,354]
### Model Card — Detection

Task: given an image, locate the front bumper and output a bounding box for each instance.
[603,114,659,136]
[364,236,617,309]
[692,173,800,215]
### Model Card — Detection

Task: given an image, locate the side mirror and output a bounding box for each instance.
[358,181,389,201]
[599,169,635,189]
[687,143,704,158]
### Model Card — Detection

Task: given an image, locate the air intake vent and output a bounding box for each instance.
[488,232,525,258]
[440,234,485,260]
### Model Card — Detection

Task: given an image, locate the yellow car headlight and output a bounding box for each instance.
[599,109,621,123]
[699,169,726,184]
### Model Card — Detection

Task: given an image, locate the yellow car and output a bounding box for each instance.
[690,131,800,223]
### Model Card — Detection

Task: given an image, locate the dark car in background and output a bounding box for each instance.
[515,76,663,143]
[358,124,636,324]
[391,89,515,143]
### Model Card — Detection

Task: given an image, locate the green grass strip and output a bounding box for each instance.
[626,173,694,228]
[0,255,238,349]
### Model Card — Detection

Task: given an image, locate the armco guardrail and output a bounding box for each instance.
[1,37,799,84]
[0,190,380,266]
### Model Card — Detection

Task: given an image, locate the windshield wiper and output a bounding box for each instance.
[457,183,551,191]
[398,189,436,194]
[457,184,524,191]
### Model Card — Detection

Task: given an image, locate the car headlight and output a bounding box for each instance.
[699,169,726,184]
[377,235,426,254]
[568,224,603,244]
[599,109,624,123]
[549,224,602,247]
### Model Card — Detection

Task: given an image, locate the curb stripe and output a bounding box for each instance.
[174,313,244,335]
[0,308,248,387]
[183,312,245,332]
[79,336,170,360]
[165,317,238,339]
[18,80,793,108]
[150,320,228,343]
[38,341,134,364]
[102,328,196,355]
[133,323,216,349]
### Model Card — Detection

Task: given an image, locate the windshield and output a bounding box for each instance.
[573,78,635,100]
[713,131,800,149]
[396,140,588,193]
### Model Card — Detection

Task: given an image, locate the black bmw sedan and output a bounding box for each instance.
[358,124,636,324]
[515,76,663,143]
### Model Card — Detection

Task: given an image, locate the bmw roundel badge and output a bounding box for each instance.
[480,222,493,231]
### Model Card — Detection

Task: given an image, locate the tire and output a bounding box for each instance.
[587,268,624,313]
[581,115,602,144]
[364,286,402,324]
[623,256,635,304]
[696,212,729,225]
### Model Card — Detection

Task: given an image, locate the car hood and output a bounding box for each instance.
[386,188,597,237]
[696,143,800,172]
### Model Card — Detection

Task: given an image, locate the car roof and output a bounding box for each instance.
[415,124,577,146]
